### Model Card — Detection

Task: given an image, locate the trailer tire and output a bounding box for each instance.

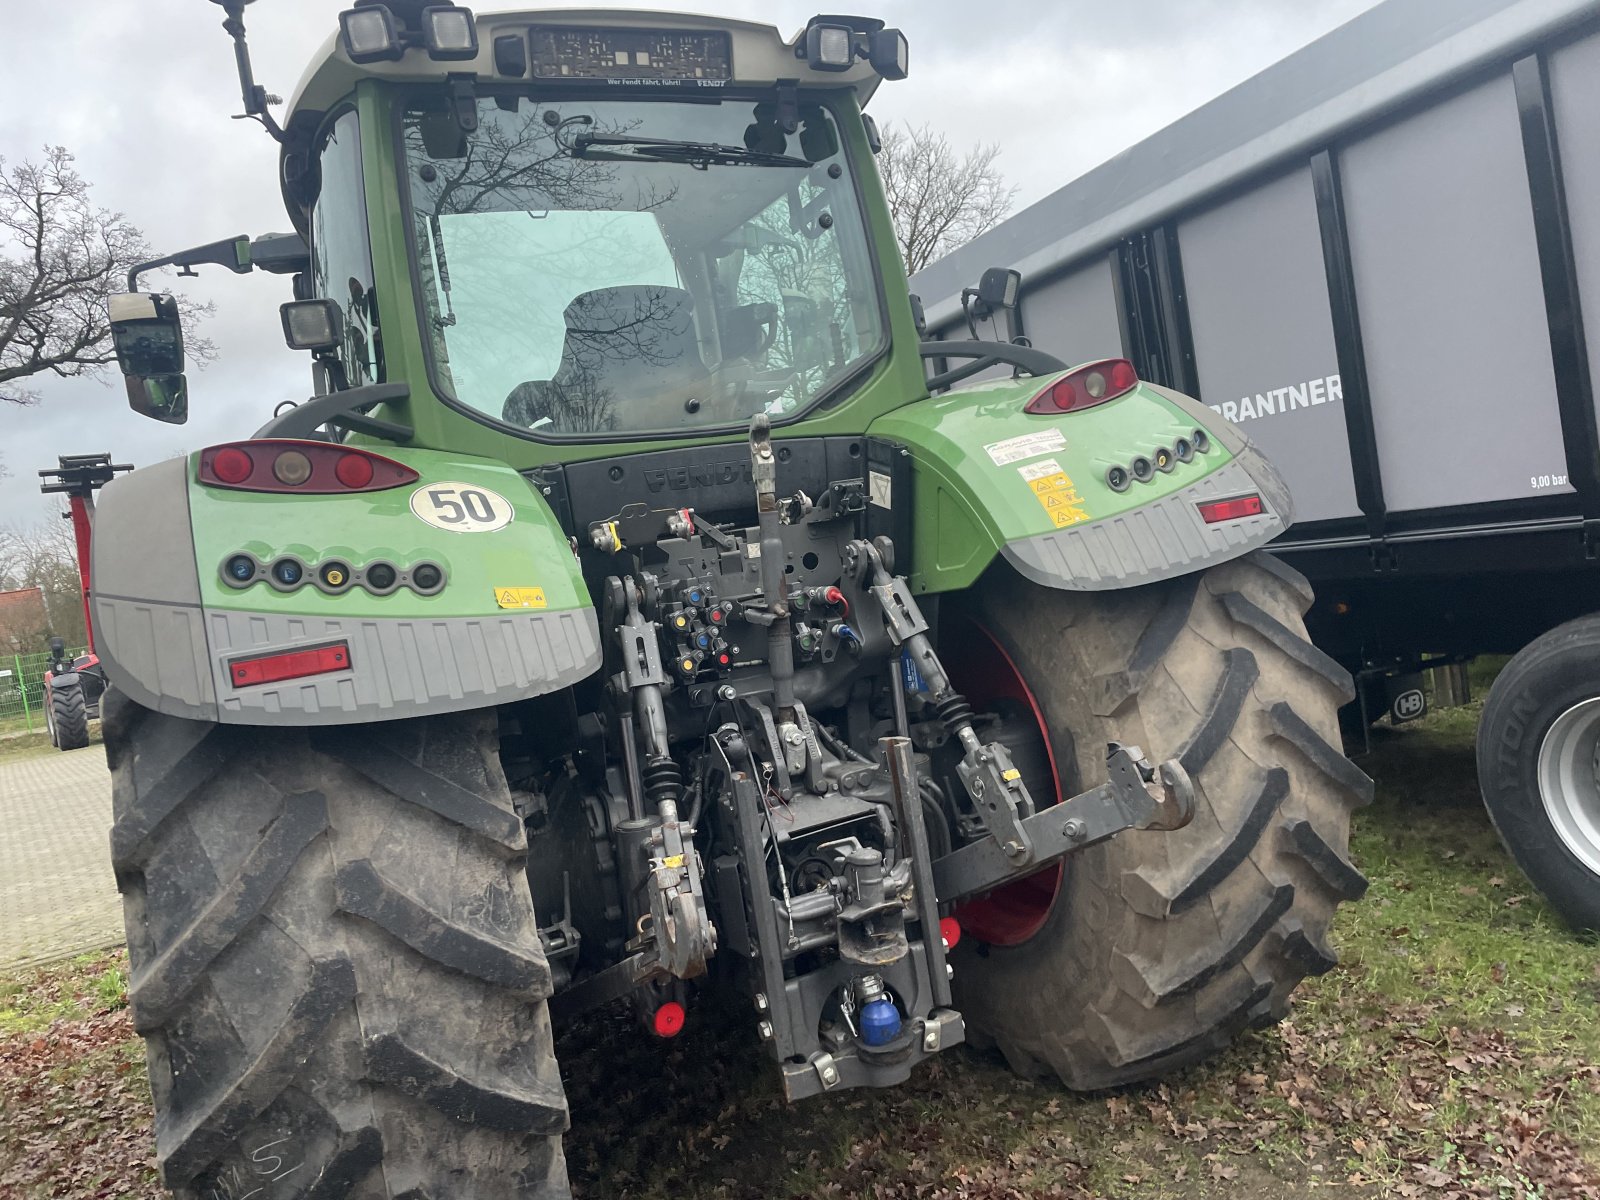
[48,673,90,751]
[947,552,1371,1089]
[1478,616,1600,932]
[104,689,572,1199]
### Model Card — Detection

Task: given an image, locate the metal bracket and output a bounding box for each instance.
[870,576,930,645]
[812,1052,841,1090]
[641,813,716,980]
[448,74,480,134]
[955,742,1035,863]
[932,746,1195,902]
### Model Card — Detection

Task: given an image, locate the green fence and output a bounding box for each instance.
[0,649,88,734]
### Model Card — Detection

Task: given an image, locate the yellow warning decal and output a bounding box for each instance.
[496,586,548,609]
[1018,458,1090,529]
[1002,767,1022,782]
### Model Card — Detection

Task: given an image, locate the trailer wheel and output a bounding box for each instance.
[48,673,90,751]
[944,553,1371,1089]
[1478,616,1600,932]
[104,690,572,1199]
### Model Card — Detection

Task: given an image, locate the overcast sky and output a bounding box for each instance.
[0,0,1379,522]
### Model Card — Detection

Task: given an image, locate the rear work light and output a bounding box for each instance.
[198,440,418,494]
[1025,358,1139,415]
[1197,494,1265,524]
[229,642,352,688]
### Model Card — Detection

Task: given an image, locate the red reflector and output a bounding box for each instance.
[336,452,375,489]
[939,916,962,950]
[1197,494,1265,524]
[1025,357,1140,415]
[229,642,352,688]
[213,447,254,484]
[652,1001,685,1038]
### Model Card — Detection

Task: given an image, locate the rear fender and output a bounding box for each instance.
[868,373,1293,593]
[91,448,600,725]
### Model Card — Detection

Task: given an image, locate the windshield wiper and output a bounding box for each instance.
[571,132,811,169]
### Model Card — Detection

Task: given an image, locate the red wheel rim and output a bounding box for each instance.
[941,613,1065,946]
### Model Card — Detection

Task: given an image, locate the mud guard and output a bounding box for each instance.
[91,451,601,725]
[868,374,1294,594]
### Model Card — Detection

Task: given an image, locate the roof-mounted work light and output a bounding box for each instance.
[804,23,856,71]
[422,5,478,60]
[799,16,908,79]
[868,28,909,81]
[340,3,477,64]
[339,5,404,63]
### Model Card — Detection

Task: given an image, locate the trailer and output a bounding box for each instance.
[911,0,1600,929]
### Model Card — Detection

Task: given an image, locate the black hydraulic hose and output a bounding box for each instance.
[814,721,872,765]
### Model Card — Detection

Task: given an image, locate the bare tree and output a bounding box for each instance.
[878,123,1017,275]
[0,514,86,651]
[0,147,150,406]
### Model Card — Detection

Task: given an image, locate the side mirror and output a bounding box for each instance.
[107,292,189,424]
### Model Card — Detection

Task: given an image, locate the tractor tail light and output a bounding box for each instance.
[1025,358,1139,415]
[1197,494,1265,524]
[199,441,418,494]
[229,642,352,688]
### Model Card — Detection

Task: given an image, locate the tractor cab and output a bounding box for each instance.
[113,4,922,467]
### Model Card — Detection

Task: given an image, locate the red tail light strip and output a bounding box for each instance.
[199,440,418,494]
[229,642,352,688]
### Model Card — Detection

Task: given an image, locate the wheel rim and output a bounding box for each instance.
[941,614,1064,946]
[1536,696,1600,876]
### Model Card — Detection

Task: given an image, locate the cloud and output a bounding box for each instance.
[0,0,1376,519]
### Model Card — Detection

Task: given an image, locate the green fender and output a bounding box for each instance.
[90,445,600,726]
[868,373,1295,594]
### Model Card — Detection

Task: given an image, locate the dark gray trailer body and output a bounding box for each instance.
[912,0,1600,927]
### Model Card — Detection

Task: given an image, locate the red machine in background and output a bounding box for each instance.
[37,454,132,750]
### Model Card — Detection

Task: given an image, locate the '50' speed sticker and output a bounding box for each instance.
[410,483,514,533]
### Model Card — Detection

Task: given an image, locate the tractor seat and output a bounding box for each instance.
[504,285,707,432]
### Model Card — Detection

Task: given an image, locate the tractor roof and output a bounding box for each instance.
[285,7,885,125]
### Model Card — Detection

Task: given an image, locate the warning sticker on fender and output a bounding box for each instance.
[495,587,548,609]
[984,428,1066,465]
[1018,458,1090,528]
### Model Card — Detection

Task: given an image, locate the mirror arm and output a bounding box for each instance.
[254,382,413,442]
[919,340,1068,392]
[127,258,165,293]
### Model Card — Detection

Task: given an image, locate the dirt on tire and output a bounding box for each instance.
[104,690,572,1199]
[949,551,1371,1089]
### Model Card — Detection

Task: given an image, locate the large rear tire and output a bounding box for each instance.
[947,552,1371,1089]
[49,673,90,751]
[105,690,571,1198]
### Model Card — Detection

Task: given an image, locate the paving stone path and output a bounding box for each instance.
[0,743,122,969]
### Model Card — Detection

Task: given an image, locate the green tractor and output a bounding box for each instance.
[98,3,1370,1195]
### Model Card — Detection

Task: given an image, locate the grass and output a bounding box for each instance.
[1,701,1596,1199]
